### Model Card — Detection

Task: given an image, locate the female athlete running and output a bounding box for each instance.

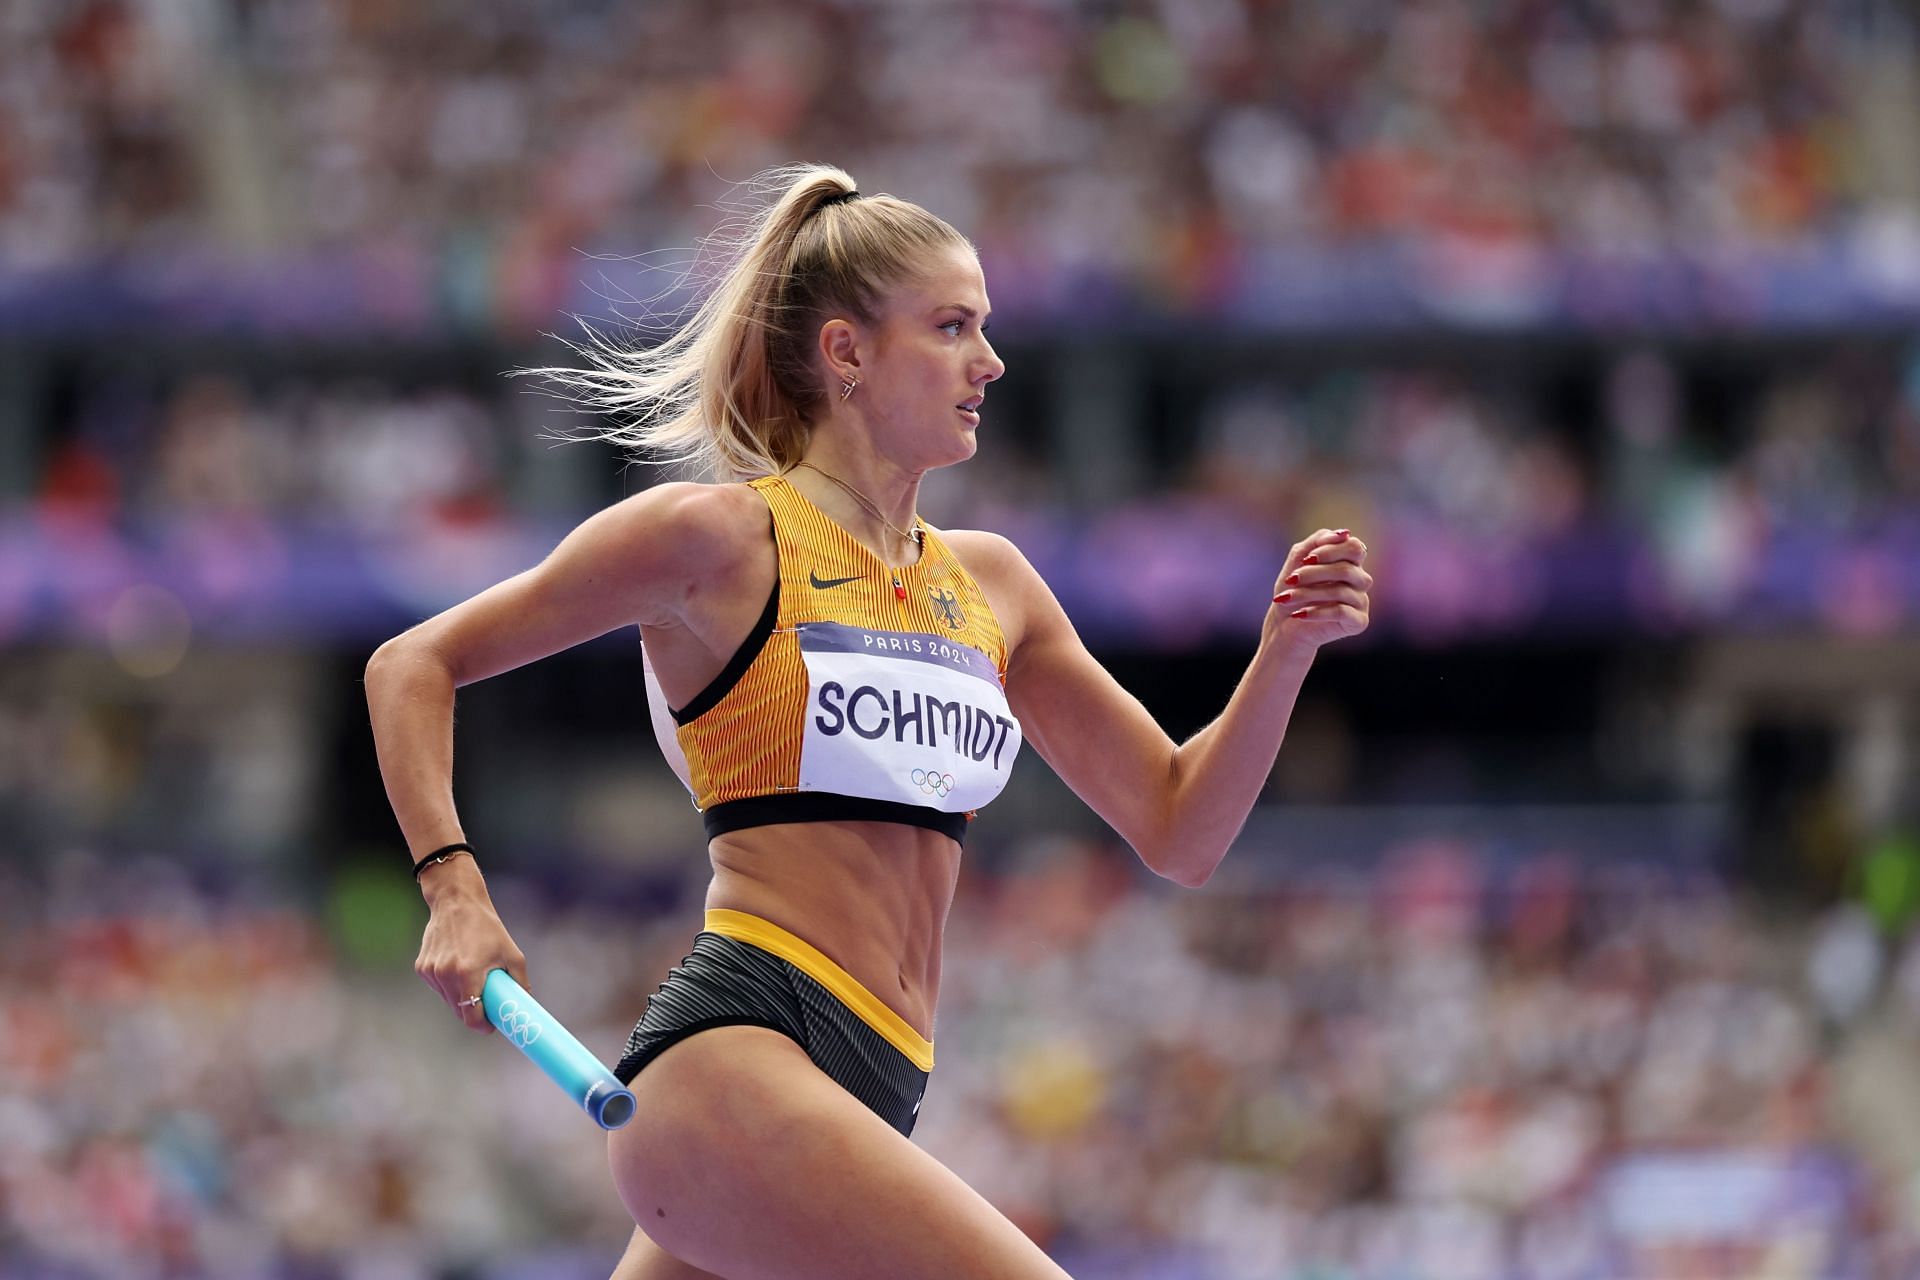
[366,164,1370,1279]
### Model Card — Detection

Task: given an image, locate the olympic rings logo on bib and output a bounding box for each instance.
[496,998,542,1050]
[911,767,955,798]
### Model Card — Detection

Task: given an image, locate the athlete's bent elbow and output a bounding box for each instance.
[364,635,450,693]
[364,637,414,687]
[1141,841,1216,889]
[363,642,396,691]
[1170,860,1217,890]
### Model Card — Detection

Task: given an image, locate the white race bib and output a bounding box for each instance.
[796,622,1021,811]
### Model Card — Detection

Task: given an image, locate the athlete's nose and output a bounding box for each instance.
[976,338,1005,384]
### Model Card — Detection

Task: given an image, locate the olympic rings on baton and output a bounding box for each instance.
[494,997,542,1049]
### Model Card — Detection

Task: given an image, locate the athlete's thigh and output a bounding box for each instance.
[610,1225,724,1280]
[609,1026,1071,1280]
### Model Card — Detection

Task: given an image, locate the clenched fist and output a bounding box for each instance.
[1268,528,1371,649]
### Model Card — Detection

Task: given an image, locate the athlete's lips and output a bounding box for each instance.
[957,393,983,425]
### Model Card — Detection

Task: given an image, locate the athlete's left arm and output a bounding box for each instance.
[951,527,1369,888]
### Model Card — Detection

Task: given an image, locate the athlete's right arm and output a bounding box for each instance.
[363,481,742,1032]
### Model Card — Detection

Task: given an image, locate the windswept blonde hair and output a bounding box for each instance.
[522,164,972,481]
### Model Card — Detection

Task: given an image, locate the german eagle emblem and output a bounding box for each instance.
[929,587,964,629]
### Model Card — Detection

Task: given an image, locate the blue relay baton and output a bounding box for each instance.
[481,968,636,1130]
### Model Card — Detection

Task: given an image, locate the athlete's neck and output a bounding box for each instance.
[790,449,924,564]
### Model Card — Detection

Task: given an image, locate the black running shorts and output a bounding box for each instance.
[615,909,934,1138]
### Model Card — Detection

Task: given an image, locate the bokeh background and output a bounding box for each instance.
[6,1,1920,1277]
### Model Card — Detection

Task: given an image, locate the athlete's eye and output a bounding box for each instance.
[940,319,964,336]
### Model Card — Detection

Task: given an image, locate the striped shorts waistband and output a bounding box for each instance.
[702,908,934,1071]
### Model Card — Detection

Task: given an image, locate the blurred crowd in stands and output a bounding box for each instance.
[5,839,1920,1279]
[30,342,1920,545]
[4,0,1911,321]
[20,336,1920,643]
[7,0,1920,645]
[37,375,515,533]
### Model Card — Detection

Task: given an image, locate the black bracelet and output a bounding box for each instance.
[413,842,475,881]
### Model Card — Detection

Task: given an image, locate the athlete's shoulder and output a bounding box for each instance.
[622,477,765,524]
[601,479,769,565]
[935,527,1039,586]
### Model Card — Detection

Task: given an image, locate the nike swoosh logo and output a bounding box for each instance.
[809,570,864,589]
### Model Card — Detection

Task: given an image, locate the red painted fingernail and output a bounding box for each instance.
[1273,591,1292,603]
[1335,529,1350,539]
[1303,554,1319,564]
[1286,573,1300,585]
[1290,608,1312,619]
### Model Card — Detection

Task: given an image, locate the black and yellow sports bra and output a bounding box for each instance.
[642,474,1023,843]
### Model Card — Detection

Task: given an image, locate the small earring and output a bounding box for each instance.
[839,374,859,402]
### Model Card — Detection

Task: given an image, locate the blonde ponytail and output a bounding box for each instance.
[521,163,971,481]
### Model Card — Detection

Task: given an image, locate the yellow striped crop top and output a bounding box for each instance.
[641,474,1023,844]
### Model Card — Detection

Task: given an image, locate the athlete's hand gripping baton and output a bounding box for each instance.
[481,968,635,1130]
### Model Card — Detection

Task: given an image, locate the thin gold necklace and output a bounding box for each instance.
[793,460,924,553]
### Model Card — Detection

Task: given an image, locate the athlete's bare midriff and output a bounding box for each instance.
[704,821,962,1041]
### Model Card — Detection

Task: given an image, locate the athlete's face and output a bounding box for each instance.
[839,244,1004,469]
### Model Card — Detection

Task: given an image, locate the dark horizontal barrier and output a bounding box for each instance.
[6,234,1920,340]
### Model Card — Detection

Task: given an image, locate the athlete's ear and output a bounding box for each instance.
[819,317,862,383]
